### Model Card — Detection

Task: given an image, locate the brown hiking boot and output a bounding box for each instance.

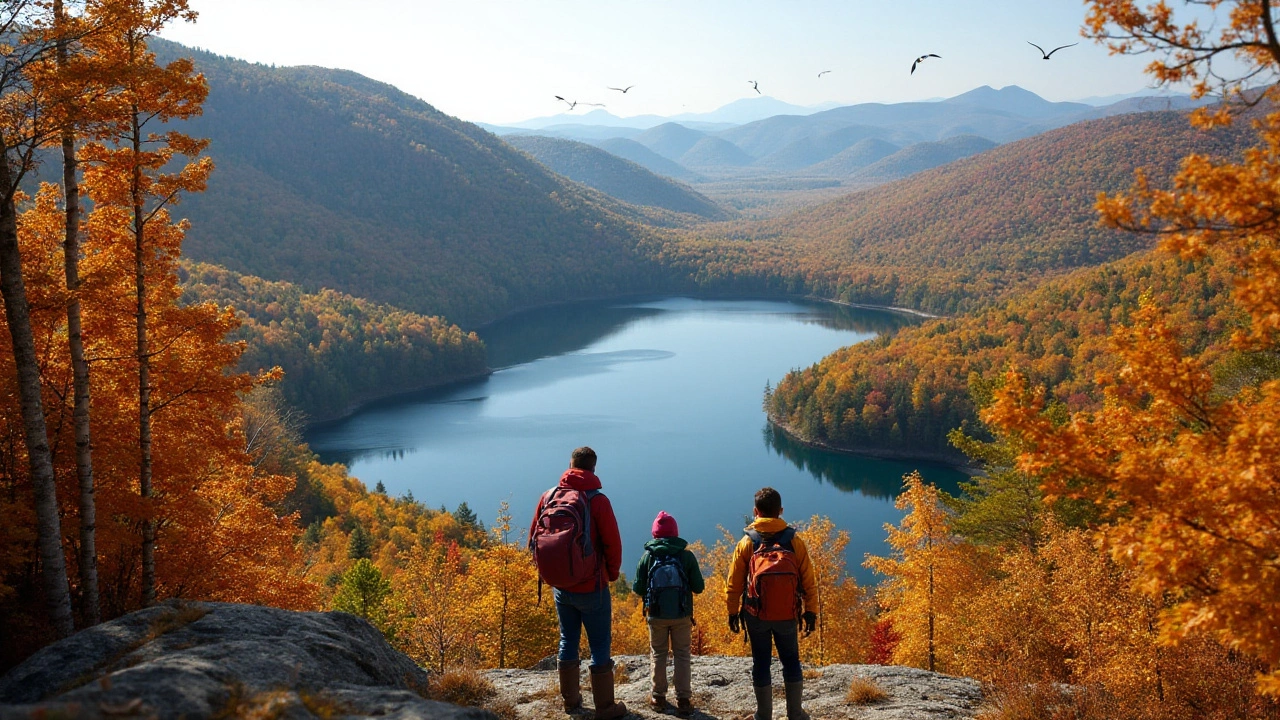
[590,663,629,720]
[676,697,694,716]
[559,660,583,713]
[649,694,668,712]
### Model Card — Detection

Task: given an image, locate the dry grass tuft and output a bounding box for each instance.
[975,682,1119,720]
[487,699,519,720]
[430,668,498,708]
[519,677,562,704]
[613,663,631,686]
[148,602,210,638]
[802,668,822,680]
[845,676,889,705]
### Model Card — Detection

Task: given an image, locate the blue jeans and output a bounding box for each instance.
[744,615,802,687]
[555,587,613,671]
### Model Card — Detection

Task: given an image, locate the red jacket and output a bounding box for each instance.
[529,468,622,593]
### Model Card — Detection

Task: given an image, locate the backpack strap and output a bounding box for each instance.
[775,527,797,551]
[580,489,600,558]
[745,526,795,551]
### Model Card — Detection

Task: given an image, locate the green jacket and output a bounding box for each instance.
[632,537,706,619]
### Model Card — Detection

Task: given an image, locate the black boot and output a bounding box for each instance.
[783,681,809,720]
[752,685,772,720]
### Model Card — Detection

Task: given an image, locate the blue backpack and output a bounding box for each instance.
[645,552,691,619]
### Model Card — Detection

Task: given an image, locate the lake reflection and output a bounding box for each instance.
[307,297,964,583]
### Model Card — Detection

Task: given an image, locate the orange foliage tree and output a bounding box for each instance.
[987,0,1280,695]
[864,471,985,673]
[463,501,557,669]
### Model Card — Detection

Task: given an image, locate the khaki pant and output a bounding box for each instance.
[647,616,693,700]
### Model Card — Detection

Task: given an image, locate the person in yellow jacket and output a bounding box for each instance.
[724,487,818,720]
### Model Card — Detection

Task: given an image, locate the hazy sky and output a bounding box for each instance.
[160,1,1167,124]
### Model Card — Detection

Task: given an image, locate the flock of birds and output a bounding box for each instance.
[553,41,1079,111]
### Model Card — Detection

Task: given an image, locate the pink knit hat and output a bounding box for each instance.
[652,511,678,538]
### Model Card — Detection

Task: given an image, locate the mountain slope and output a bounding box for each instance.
[754,125,892,170]
[680,136,755,168]
[635,122,708,160]
[676,110,1251,315]
[151,41,674,326]
[807,138,901,176]
[502,135,730,219]
[593,137,703,182]
[848,135,997,183]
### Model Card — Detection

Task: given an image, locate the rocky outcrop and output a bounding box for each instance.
[489,655,983,719]
[0,600,490,720]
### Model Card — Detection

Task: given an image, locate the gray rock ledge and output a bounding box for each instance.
[0,600,492,720]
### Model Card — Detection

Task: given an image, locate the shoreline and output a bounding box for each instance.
[803,295,945,320]
[768,414,981,475]
[469,289,944,331]
[304,369,494,427]
[307,292,940,429]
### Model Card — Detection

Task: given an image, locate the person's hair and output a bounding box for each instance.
[754,487,782,518]
[570,446,597,471]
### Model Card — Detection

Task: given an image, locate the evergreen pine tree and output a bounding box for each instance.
[348,524,372,560]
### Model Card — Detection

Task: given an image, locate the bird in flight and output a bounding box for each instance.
[607,85,634,93]
[817,70,832,78]
[1027,41,1078,59]
[748,80,760,94]
[554,96,605,111]
[910,54,941,75]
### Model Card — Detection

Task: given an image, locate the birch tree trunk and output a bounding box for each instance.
[0,146,75,639]
[56,0,99,626]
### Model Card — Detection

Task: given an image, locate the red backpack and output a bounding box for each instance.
[742,527,803,622]
[528,487,602,590]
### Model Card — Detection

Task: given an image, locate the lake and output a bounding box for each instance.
[306,297,966,584]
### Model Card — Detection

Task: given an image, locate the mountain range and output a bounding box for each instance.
[485,86,1210,199]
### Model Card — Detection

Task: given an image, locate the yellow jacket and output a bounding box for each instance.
[724,517,818,616]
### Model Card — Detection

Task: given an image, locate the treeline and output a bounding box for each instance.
[181,263,487,421]
[765,253,1242,460]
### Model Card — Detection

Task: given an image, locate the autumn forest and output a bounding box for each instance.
[1,1,1279,719]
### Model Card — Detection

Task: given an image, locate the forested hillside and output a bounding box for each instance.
[672,110,1251,315]
[765,253,1242,461]
[501,135,730,220]
[846,135,996,183]
[181,264,486,421]
[149,42,676,326]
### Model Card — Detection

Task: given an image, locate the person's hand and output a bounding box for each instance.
[729,614,741,634]
[802,611,817,635]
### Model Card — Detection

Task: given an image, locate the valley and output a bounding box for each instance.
[2,6,1278,715]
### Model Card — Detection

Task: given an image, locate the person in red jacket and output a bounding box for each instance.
[529,447,626,720]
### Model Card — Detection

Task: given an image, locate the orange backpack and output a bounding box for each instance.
[742,527,802,622]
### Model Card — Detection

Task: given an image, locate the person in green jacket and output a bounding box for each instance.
[633,511,705,716]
